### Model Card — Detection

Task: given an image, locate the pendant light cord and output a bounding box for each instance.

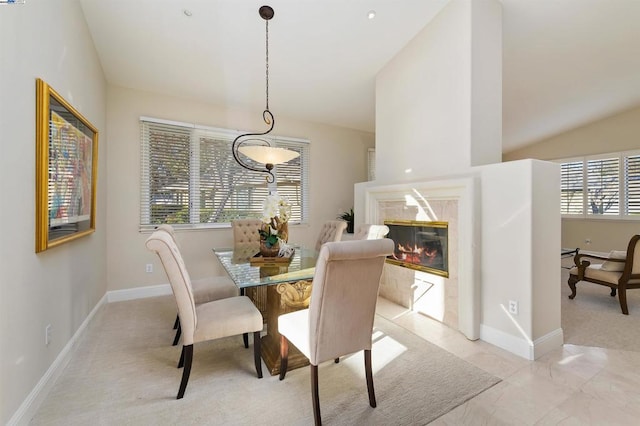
[265,19,270,112]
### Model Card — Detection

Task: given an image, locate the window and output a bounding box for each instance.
[368,148,376,181]
[140,117,309,229]
[557,150,640,219]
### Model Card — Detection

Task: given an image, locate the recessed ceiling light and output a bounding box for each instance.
[183,9,192,17]
[367,10,376,20]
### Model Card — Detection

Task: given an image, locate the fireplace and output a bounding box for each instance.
[384,220,449,278]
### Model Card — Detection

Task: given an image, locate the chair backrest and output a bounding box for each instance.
[146,231,197,345]
[231,219,263,250]
[627,235,640,275]
[155,224,180,247]
[308,238,394,364]
[315,220,348,251]
[354,224,390,240]
[156,224,176,238]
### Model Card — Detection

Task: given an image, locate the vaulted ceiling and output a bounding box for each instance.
[80,0,640,153]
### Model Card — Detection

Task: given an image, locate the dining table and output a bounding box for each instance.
[213,245,318,375]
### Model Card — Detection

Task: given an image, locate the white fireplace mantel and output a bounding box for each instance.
[364,177,480,340]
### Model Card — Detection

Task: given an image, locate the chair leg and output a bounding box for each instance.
[567,275,578,299]
[173,314,179,330]
[279,335,289,380]
[365,349,377,408]
[240,289,249,348]
[254,331,263,378]
[311,364,322,426]
[172,322,181,346]
[178,345,185,368]
[619,286,629,315]
[177,344,193,399]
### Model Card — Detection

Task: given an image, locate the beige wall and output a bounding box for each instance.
[0,1,107,423]
[504,105,640,252]
[106,86,374,291]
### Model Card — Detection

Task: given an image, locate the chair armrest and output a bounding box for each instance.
[572,252,609,278]
[573,252,608,265]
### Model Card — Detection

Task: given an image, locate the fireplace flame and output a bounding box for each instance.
[395,242,440,265]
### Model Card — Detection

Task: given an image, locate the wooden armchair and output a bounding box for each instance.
[568,235,640,314]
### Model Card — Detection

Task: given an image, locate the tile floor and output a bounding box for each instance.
[376,298,640,425]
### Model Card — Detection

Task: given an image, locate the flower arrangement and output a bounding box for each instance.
[258,194,292,249]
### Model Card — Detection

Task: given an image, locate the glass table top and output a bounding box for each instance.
[213,246,318,289]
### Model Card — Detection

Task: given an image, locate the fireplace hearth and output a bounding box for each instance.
[384,220,448,277]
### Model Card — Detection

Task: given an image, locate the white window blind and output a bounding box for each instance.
[368,148,376,181]
[557,150,640,220]
[625,154,640,216]
[140,118,309,229]
[560,161,584,215]
[586,157,619,215]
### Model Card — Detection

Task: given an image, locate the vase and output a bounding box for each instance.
[260,239,280,257]
[279,222,289,243]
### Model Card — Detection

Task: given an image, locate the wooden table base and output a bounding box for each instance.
[258,280,313,376]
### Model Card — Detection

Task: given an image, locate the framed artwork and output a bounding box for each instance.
[35,78,98,252]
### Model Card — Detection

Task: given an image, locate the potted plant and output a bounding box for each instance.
[338,208,354,233]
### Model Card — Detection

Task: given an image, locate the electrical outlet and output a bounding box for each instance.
[585,238,592,244]
[146,263,153,273]
[508,300,518,315]
[45,324,52,346]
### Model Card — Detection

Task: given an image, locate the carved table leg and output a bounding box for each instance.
[260,280,313,376]
[567,275,578,299]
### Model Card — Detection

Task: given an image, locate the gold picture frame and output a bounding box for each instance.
[35,78,98,253]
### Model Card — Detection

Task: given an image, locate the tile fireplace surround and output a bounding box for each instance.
[364,178,478,340]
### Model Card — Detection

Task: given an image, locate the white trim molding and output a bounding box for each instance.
[7,294,107,426]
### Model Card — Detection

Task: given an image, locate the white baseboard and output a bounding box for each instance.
[7,294,107,426]
[106,283,171,302]
[532,328,564,359]
[480,324,563,361]
[9,284,173,425]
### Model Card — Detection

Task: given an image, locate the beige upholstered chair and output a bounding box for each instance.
[155,224,239,345]
[146,231,263,399]
[354,224,390,240]
[230,219,269,334]
[568,235,640,314]
[231,219,263,250]
[278,239,394,425]
[314,220,347,251]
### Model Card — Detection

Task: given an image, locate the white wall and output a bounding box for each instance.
[476,160,562,358]
[0,0,107,423]
[368,0,562,359]
[106,86,374,292]
[375,0,501,183]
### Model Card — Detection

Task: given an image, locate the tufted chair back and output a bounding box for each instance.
[354,224,390,240]
[231,219,263,250]
[315,220,347,251]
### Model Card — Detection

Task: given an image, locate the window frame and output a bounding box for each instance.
[140,116,310,231]
[555,149,640,221]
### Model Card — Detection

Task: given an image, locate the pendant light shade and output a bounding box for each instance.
[231,5,299,183]
[238,145,300,165]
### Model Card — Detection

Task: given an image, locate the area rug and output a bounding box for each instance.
[561,267,640,352]
[31,296,500,425]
